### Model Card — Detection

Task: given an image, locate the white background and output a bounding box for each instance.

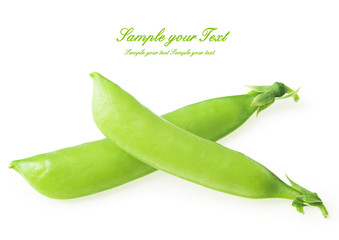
[1,0,338,239]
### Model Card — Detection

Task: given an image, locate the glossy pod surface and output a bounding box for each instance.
[10,90,259,199]
[91,72,327,216]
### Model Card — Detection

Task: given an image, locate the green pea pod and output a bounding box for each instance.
[91,72,327,217]
[10,79,297,200]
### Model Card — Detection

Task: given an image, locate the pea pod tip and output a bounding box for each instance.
[8,161,15,169]
[90,72,101,79]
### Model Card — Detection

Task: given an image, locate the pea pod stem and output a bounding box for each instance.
[286,175,328,217]
[247,82,300,115]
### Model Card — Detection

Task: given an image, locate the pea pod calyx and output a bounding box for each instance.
[247,82,300,115]
[286,175,328,218]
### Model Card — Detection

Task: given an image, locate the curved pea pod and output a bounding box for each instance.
[91,72,327,217]
[9,77,297,200]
